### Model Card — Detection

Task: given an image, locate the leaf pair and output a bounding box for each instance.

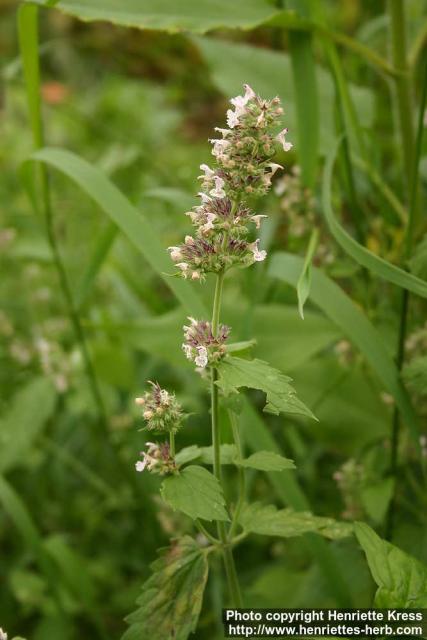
[162,451,295,523]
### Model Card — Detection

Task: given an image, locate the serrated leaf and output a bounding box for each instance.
[31,0,278,33]
[0,377,56,473]
[122,537,209,640]
[239,503,352,540]
[161,466,229,522]
[216,356,316,420]
[355,522,427,607]
[238,451,295,472]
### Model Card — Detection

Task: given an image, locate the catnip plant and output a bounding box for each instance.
[123,86,351,640]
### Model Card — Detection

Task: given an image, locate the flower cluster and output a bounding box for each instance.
[135,442,176,475]
[182,317,230,369]
[169,233,266,280]
[169,84,291,281]
[135,382,183,433]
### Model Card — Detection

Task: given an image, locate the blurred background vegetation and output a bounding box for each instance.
[1,0,427,638]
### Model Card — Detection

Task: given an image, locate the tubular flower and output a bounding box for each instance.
[135,442,176,476]
[135,382,183,433]
[182,317,230,369]
[169,84,291,281]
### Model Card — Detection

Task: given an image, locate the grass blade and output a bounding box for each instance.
[296,228,319,319]
[323,137,427,299]
[289,31,319,187]
[269,252,420,444]
[24,147,207,318]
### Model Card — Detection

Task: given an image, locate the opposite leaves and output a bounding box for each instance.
[122,536,209,640]
[355,522,427,607]
[239,503,352,540]
[161,465,229,522]
[216,356,316,420]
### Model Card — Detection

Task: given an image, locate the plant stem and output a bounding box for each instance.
[210,270,242,607]
[386,4,426,540]
[388,0,415,195]
[19,6,108,433]
[228,410,246,539]
[169,431,175,457]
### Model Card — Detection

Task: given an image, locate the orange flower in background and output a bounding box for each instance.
[41,82,70,104]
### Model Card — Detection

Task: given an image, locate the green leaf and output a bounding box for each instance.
[0,377,56,473]
[238,451,295,472]
[239,503,352,540]
[360,478,395,525]
[24,147,207,318]
[216,356,316,420]
[355,522,427,607]
[161,466,229,522]
[323,137,427,299]
[30,0,278,32]
[175,444,237,466]
[225,339,256,355]
[269,253,420,442]
[296,228,319,319]
[122,537,209,640]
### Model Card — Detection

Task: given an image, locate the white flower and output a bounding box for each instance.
[135,459,146,472]
[251,239,267,262]
[160,389,170,404]
[276,128,293,152]
[267,162,283,176]
[168,246,182,261]
[199,163,215,179]
[182,343,193,360]
[198,192,212,204]
[176,262,189,276]
[184,235,194,245]
[226,108,240,128]
[195,345,208,368]
[214,127,231,137]
[210,138,230,157]
[251,214,268,229]
[231,84,255,109]
[209,175,226,199]
[0,629,7,640]
[191,271,201,280]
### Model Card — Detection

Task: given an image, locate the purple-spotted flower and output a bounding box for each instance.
[169,84,291,282]
[182,317,230,369]
[135,442,176,475]
[135,382,183,433]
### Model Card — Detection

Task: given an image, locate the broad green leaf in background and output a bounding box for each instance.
[161,466,229,522]
[194,37,374,155]
[216,356,317,420]
[238,451,295,472]
[355,522,427,607]
[112,303,340,371]
[323,138,427,299]
[29,0,279,32]
[269,253,420,441]
[122,537,209,640]
[24,148,207,318]
[0,377,56,473]
[360,479,395,525]
[239,503,353,540]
